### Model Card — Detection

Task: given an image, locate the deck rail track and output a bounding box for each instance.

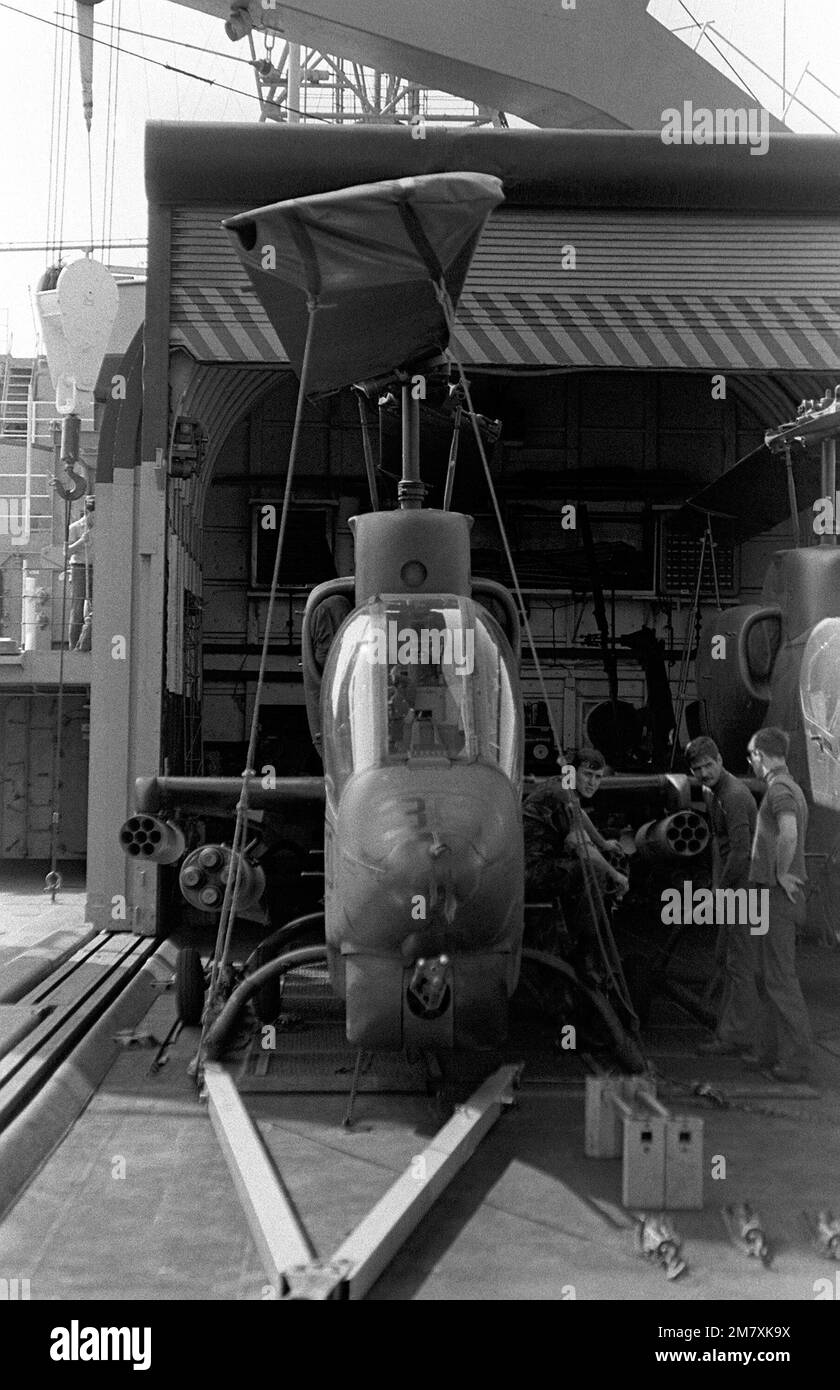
[0,932,159,1132]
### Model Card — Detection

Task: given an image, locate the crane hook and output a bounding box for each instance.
[51,414,89,501]
[52,461,89,503]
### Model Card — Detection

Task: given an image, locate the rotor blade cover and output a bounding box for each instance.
[672,439,816,539]
[223,171,504,395]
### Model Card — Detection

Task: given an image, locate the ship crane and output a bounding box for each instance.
[168,0,784,132]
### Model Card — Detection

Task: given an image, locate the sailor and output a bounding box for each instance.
[686,735,759,1057]
[745,726,813,1082]
[65,495,94,650]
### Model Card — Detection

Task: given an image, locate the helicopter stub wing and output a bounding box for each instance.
[223,171,503,394]
[134,776,325,815]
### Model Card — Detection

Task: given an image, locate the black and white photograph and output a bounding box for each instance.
[0,0,839,1358]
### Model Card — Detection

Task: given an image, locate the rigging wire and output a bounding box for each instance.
[0,240,146,253]
[435,281,640,1025]
[134,1,153,118]
[86,134,95,254]
[99,0,117,254]
[45,5,59,259]
[89,12,255,65]
[198,298,323,1061]
[49,8,69,264]
[669,515,721,769]
[99,4,114,253]
[0,3,333,124]
[54,10,69,260]
[56,13,72,263]
[45,490,75,902]
[107,0,123,253]
[675,0,761,104]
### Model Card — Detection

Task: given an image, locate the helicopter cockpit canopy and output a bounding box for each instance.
[321,595,522,801]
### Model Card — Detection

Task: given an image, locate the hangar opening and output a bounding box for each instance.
[86,125,840,934]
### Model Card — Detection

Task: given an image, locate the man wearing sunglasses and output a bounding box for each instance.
[745,726,813,1083]
[686,736,758,1058]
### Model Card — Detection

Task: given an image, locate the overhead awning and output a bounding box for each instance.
[170,207,840,374]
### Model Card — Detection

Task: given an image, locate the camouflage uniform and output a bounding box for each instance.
[523,777,626,960]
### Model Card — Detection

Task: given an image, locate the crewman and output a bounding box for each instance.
[686,735,758,1057]
[523,747,628,962]
[65,495,94,650]
[745,726,813,1082]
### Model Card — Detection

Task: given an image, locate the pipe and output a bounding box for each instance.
[203,946,328,1060]
[399,385,422,508]
[286,42,302,125]
[355,392,380,510]
[119,814,186,864]
[522,949,646,1072]
[524,773,695,812]
[243,911,325,972]
[634,811,709,860]
[442,403,463,511]
[821,438,836,547]
[783,444,801,548]
[134,776,325,814]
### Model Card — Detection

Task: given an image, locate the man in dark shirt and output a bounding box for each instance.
[687,736,758,1056]
[746,726,813,1082]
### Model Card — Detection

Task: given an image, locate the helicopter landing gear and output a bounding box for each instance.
[175,947,206,1026]
[247,912,327,1025]
[253,941,283,1025]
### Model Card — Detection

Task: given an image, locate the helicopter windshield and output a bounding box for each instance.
[802,620,840,747]
[800,618,840,811]
[321,595,521,797]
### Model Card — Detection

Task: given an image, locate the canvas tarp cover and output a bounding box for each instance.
[673,438,816,538]
[222,171,504,395]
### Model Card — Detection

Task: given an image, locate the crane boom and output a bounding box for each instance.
[166,0,784,131]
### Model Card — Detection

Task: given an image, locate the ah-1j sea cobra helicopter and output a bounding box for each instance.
[119,169,651,1069]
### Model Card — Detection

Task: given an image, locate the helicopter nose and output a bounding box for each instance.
[384,822,484,901]
[332,765,524,958]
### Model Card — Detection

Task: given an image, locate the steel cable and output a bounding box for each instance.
[434,280,640,1027]
[199,297,322,1059]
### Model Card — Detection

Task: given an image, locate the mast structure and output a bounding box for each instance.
[242,37,501,128]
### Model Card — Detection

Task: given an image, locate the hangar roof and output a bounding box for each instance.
[145,124,840,214]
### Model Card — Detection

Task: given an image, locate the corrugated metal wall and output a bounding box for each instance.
[0,694,88,858]
[169,206,840,371]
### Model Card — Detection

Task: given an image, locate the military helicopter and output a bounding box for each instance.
[121,170,534,1055]
[118,169,698,1067]
[687,385,840,937]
